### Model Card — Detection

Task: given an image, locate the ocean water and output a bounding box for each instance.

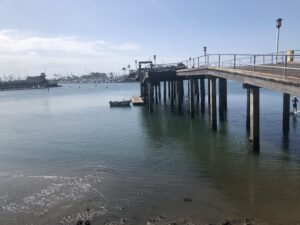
[0,82,300,225]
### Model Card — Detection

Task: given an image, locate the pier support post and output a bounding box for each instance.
[207,77,211,111]
[158,82,161,102]
[173,81,177,101]
[200,78,205,113]
[219,78,227,120]
[154,85,158,104]
[139,64,143,97]
[189,79,195,118]
[168,81,171,99]
[163,81,166,102]
[209,78,217,130]
[282,93,290,135]
[171,81,174,107]
[148,82,154,112]
[195,79,200,102]
[246,89,250,132]
[182,80,184,97]
[178,80,183,112]
[244,85,260,152]
[143,84,148,103]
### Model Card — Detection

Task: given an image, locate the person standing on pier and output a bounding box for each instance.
[292,96,299,113]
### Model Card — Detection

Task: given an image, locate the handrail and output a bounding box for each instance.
[152,51,300,77]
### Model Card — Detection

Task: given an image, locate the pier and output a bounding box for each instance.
[0,73,58,91]
[138,51,300,152]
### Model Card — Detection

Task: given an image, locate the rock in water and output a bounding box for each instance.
[221,219,231,225]
[76,220,83,225]
[183,197,192,202]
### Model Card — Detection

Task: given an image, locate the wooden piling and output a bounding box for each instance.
[282,93,290,135]
[189,79,195,118]
[200,78,205,113]
[171,81,174,107]
[195,79,199,102]
[173,81,177,101]
[178,80,183,112]
[158,82,161,102]
[163,81,166,102]
[209,78,217,130]
[207,77,211,112]
[219,78,227,120]
[168,81,171,99]
[148,82,154,112]
[246,89,250,132]
[155,85,158,104]
[248,86,260,152]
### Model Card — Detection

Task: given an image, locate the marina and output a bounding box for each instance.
[0,83,300,224]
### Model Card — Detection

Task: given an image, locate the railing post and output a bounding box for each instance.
[193,58,195,68]
[233,54,236,69]
[253,55,256,72]
[198,57,200,68]
[218,54,221,67]
[271,54,274,64]
[207,55,210,66]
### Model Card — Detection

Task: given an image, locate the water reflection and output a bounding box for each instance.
[141,99,300,224]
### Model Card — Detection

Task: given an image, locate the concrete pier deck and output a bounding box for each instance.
[137,51,300,152]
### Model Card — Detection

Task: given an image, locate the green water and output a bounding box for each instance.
[0,82,300,225]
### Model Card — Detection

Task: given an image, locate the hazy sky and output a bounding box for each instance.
[0,0,299,77]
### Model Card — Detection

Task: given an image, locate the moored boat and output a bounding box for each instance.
[109,100,131,107]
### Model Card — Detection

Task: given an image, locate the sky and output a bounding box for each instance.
[0,0,299,78]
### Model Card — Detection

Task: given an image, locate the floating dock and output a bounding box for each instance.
[131,96,144,105]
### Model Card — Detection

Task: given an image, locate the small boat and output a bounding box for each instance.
[109,99,131,107]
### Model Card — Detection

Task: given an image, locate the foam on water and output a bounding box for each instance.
[0,171,107,224]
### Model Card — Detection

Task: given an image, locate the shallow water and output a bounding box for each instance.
[0,82,300,225]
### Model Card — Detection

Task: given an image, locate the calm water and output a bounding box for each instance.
[0,82,300,225]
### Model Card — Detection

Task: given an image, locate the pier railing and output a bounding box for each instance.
[155,50,300,77]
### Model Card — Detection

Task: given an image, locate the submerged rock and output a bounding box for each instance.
[85,220,91,225]
[183,197,193,202]
[120,218,128,224]
[244,218,251,225]
[146,218,157,225]
[76,219,83,225]
[221,219,231,225]
[157,215,165,221]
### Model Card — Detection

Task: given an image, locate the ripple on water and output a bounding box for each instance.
[0,171,107,225]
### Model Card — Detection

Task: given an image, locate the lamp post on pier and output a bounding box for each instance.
[204,46,207,65]
[275,18,282,64]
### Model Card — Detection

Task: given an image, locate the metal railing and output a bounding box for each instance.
[154,50,300,77]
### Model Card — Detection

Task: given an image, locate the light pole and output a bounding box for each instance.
[275,18,282,64]
[153,55,156,66]
[204,46,207,65]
